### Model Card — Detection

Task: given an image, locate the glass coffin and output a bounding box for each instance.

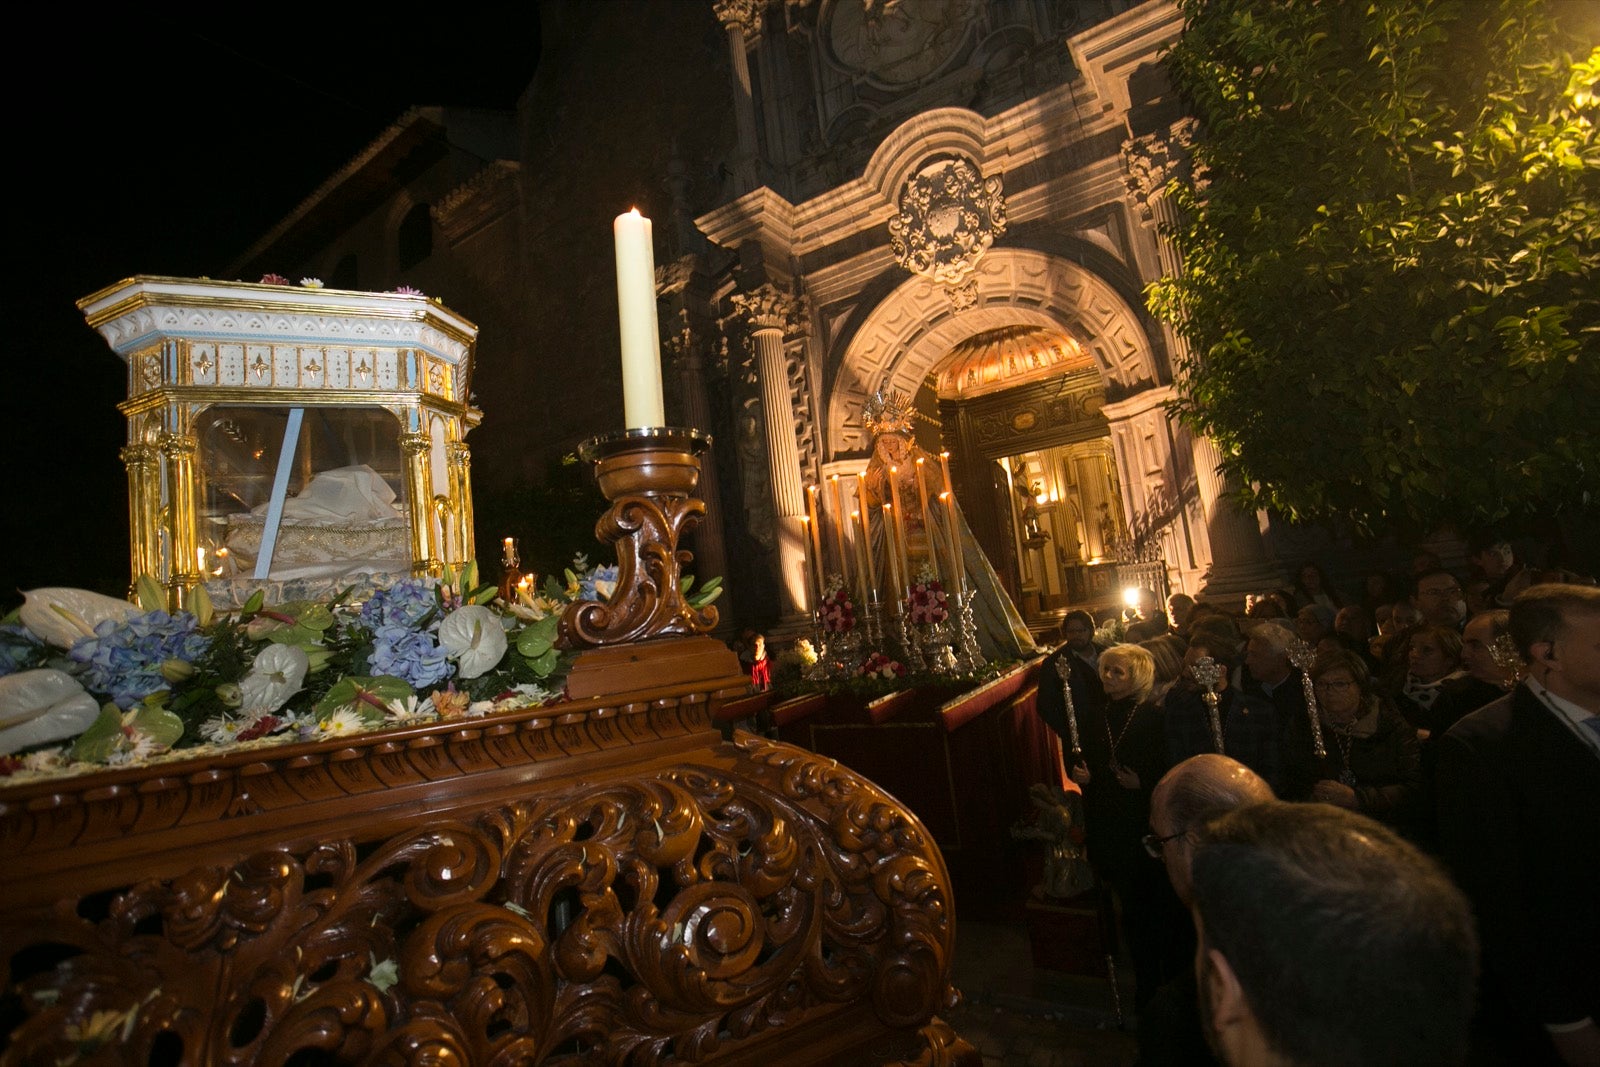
[78,276,482,607]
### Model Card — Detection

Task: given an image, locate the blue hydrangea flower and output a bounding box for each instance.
[0,623,46,677]
[369,626,451,688]
[69,610,211,708]
[578,564,620,602]
[359,579,438,632]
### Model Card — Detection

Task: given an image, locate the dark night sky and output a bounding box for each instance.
[6,10,542,606]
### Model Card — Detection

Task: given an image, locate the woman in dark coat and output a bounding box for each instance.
[1060,643,1184,1012]
[1284,649,1426,842]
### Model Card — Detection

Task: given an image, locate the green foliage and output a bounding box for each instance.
[71,703,183,763]
[314,676,412,721]
[1149,0,1600,535]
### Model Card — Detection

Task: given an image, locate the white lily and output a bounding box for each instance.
[17,588,138,649]
[437,605,508,679]
[238,644,309,713]
[0,669,101,754]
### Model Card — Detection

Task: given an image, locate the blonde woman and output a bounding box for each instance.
[1065,643,1184,1011]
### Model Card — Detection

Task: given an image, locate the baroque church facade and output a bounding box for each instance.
[229,0,1286,636]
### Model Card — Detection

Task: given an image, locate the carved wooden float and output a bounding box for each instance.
[0,637,978,1065]
[764,659,1064,918]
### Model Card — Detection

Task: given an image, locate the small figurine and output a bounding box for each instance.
[1011,783,1095,900]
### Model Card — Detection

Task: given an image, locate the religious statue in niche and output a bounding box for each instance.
[1012,472,1048,548]
[859,389,1036,661]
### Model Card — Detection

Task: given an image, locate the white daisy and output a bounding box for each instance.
[199,716,242,745]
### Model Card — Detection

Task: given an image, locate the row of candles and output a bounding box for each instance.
[800,454,967,611]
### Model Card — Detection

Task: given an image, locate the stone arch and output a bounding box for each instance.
[861,106,989,207]
[825,247,1161,456]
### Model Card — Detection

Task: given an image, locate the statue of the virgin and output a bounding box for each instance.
[860,389,1038,662]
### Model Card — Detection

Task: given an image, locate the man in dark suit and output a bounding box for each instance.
[1035,610,1106,764]
[1437,584,1600,1065]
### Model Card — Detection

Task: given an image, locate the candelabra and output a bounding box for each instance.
[953,584,986,672]
[904,605,925,667]
[887,598,910,665]
[863,589,885,649]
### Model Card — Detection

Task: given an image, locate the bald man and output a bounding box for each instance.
[1149,754,1276,905]
[1135,755,1276,1067]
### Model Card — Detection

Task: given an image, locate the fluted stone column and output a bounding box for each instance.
[713,0,762,195]
[731,284,809,618]
[1123,123,1282,603]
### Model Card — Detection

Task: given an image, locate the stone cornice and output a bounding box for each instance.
[1068,0,1183,117]
[1099,381,1176,422]
[435,159,522,245]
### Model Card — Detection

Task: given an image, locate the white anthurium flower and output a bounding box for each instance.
[17,588,138,649]
[0,669,101,755]
[437,605,508,679]
[238,644,309,713]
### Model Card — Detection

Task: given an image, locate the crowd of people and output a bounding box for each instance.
[1034,544,1599,1067]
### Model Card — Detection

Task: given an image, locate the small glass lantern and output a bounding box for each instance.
[78,276,482,607]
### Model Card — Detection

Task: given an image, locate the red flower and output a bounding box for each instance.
[236,715,282,742]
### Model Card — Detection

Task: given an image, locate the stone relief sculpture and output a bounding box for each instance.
[888,157,1007,289]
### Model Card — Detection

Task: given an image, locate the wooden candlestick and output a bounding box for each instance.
[559,427,719,647]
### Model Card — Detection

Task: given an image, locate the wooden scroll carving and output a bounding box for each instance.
[1,733,975,1066]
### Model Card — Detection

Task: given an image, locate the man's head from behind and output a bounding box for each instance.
[1149,755,1274,905]
[1189,802,1477,1067]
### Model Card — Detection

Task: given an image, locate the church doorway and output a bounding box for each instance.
[928,325,1126,631]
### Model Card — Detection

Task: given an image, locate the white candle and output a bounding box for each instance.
[613,208,665,429]
[829,474,850,589]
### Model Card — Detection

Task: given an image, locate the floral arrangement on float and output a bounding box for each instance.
[904,570,950,627]
[857,651,908,681]
[818,579,857,634]
[0,555,721,782]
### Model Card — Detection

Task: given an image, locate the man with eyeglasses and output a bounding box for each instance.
[1134,755,1274,1067]
[1411,567,1468,631]
[1437,583,1600,1065]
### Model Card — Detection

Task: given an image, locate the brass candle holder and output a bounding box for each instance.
[559,427,720,648]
